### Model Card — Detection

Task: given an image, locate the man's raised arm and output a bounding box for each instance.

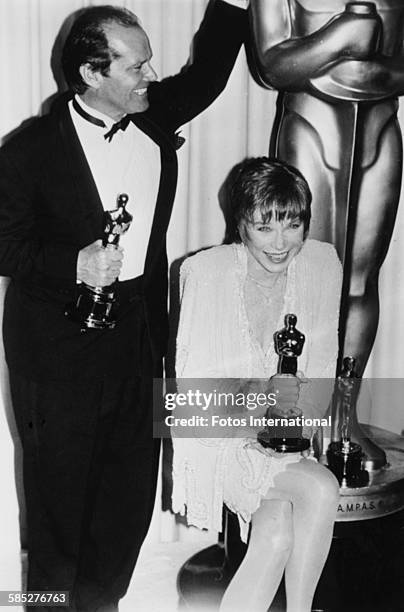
[147,0,249,132]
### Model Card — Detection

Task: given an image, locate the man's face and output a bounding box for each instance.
[91,23,157,120]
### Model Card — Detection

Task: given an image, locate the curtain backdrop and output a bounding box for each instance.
[1,0,404,558]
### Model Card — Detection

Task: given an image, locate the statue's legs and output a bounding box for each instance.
[342,111,402,374]
[271,94,357,258]
[272,95,402,374]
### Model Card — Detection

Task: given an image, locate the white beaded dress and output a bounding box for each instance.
[172,239,342,541]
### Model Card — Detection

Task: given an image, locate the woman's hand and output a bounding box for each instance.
[267,372,307,417]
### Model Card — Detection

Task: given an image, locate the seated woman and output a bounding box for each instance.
[172,157,341,612]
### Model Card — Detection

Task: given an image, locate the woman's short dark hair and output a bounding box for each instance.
[62,5,140,94]
[227,157,312,242]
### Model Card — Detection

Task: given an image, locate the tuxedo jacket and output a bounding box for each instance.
[0,0,246,381]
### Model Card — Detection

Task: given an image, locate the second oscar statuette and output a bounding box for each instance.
[65,193,132,330]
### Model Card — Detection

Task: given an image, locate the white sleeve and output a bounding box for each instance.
[175,258,198,377]
[175,255,244,399]
[176,257,224,378]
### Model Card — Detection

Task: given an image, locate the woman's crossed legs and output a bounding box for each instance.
[220,458,339,612]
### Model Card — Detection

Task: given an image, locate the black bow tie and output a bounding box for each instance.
[103,116,131,142]
[72,98,130,142]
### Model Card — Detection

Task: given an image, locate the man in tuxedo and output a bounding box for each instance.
[0,1,247,610]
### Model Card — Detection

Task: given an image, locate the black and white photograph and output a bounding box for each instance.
[1,1,404,611]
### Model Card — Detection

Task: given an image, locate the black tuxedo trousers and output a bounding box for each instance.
[9,281,161,611]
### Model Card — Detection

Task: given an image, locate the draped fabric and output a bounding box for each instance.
[1,0,404,554]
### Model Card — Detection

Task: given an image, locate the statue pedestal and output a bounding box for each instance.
[177,425,404,611]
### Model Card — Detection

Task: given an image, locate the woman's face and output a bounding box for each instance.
[239,209,305,274]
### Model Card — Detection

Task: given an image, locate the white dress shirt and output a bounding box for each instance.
[69,95,161,280]
[223,0,249,8]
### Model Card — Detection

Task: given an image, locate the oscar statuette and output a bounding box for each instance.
[327,357,370,487]
[65,193,132,330]
[257,313,310,452]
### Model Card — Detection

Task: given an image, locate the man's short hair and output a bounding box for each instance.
[227,156,312,242]
[62,5,141,94]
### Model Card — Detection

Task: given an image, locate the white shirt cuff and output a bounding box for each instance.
[222,0,249,9]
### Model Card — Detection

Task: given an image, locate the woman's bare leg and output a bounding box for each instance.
[220,458,339,612]
[220,499,293,612]
[272,459,339,612]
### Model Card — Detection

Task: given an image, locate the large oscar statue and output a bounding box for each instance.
[176,5,404,608]
[257,313,310,452]
[65,193,132,330]
[250,0,404,376]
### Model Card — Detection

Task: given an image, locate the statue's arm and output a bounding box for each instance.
[357,53,404,97]
[250,0,380,90]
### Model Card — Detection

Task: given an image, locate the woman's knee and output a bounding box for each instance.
[282,460,340,511]
[312,464,340,508]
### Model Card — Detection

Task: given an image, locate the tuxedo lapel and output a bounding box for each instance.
[55,98,104,239]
